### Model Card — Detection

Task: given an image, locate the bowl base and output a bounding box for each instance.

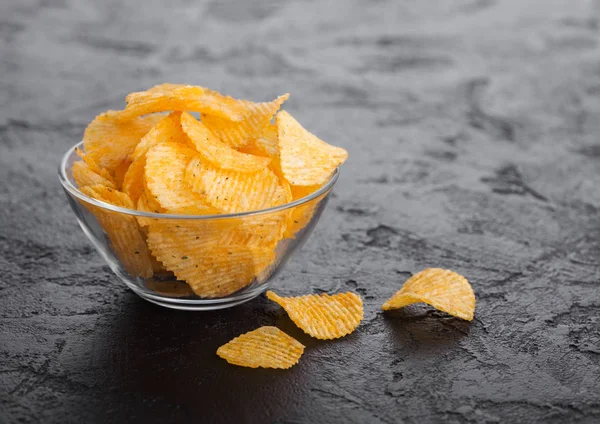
[125,281,269,311]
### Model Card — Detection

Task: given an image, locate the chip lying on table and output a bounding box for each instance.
[72,84,348,298]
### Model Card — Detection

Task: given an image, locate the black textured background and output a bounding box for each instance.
[1,1,600,423]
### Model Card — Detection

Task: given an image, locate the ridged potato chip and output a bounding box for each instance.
[382,268,475,321]
[80,185,153,278]
[112,159,131,189]
[121,156,146,203]
[266,291,363,340]
[217,326,304,369]
[120,84,256,122]
[283,185,323,239]
[145,142,216,213]
[202,93,289,148]
[130,112,187,161]
[180,112,270,172]
[75,148,113,180]
[239,123,279,158]
[147,224,274,297]
[276,110,347,186]
[186,157,290,213]
[83,111,161,173]
[135,189,164,228]
[72,160,117,189]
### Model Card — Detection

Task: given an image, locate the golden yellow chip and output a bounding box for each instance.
[180,112,270,172]
[201,93,289,148]
[239,123,279,158]
[217,326,304,369]
[266,291,363,340]
[111,159,131,189]
[83,111,162,173]
[72,160,117,189]
[129,112,188,161]
[276,110,347,186]
[135,189,164,228]
[120,84,254,122]
[79,185,153,278]
[145,142,216,213]
[121,155,146,203]
[282,185,323,239]
[382,268,475,321]
[148,227,273,298]
[186,157,289,213]
[75,147,113,180]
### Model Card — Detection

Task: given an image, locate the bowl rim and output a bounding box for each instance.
[58,141,340,220]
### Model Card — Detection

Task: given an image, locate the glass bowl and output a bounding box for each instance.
[58,142,339,311]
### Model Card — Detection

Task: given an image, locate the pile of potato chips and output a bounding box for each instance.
[72,84,347,297]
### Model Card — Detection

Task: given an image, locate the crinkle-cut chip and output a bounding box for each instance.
[130,112,187,161]
[382,268,475,321]
[276,110,347,186]
[291,184,321,201]
[145,142,214,212]
[122,156,146,203]
[147,230,271,298]
[284,203,316,239]
[136,190,164,227]
[138,189,164,214]
[266,291,363,340]
[181,112,271,172]
[145,280,194,297]
[232,211,289,248]
[283,186,325,239]
[149,251,168,275]
[112,159,131,189]
[121,84,253,122]
[186,158,289,213]
[79,185,153,278]
[72,160,117,189]
[75,148,113,181]
[201,93,289,148]
[142,83,187,96]
[240,124,279,158]
[83,111,162,173]
[146,219,277,296]
[217,326,304,369]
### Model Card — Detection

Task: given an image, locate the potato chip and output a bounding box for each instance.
[180,112,270,172]
[239,123,279,158]
[75,148,113,180]
[186,157,290,213]
[282,185,324,239]
[382,268,475,321]
[217,326,304,369]
[121,156,146,203]
[145,142,216,213]
[79,185,153,278]
[111,159,131,189]
[135,189,164,228]
[147,225,273,297]
[276,110,347,186]
[202,93,289,148]
[83,111,162,173]
[129,112,187,161]
[266,291,363,340]
[120,84,254,122]
[72,160,117,189]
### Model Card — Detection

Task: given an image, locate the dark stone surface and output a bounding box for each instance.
[1,0,600,422]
